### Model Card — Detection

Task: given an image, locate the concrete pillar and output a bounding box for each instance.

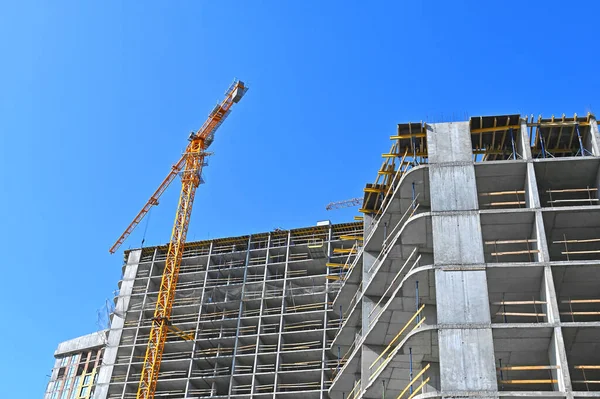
[586,116,600,156]
[364,213,377,240]
[252,235,270,396]
[361,295,377,391]
[525,163,541,209]
[519,118,533,160]
[363,250,377,286]
[272,231,291,399]
[549,327,573,392]
[530,197,572,394]
[428,122,498,393]
[360,249,377,392]
[228,236,252,384]
[185,242,212,397]
[534,212,550,262]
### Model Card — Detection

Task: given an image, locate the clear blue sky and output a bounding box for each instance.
[1,1,599,397]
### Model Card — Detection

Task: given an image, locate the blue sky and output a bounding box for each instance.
[0,1,599,397]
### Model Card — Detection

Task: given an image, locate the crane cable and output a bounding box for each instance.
[141,207,152,248]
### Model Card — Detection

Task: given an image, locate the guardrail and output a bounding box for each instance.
[369,305,426,379]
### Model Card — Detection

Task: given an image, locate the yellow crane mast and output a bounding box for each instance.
[109,80,248,399]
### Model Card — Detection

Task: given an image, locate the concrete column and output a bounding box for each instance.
[95,249,141,399]
[359,219,381,392]
[124,249,157,399]
[185,242,213,397]
[528,197,572,394]
[251,234,270,396]
[272,231,291,399]
[541,265,560,323]
[589,117,600,230]
[362,250,377,286]
[228,236,253,396]
[539,249,571,393]
[364,213,377,239]
[519,118,533,160]
[360,296,377,391]
[320,226,333,399]
[525,163,541,209]
[428,122,497,393]
[533,212,550,262]
[549,327,573,393]
[587,117,600,156]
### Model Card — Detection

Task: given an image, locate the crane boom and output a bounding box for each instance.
[109,80,247,399]
[109,81,247,255]
[326,197,362,210]
[109,155,186,254]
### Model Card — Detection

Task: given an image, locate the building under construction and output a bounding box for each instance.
[47,112,600,399]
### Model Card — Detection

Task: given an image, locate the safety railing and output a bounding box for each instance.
[283,319,323,332]
[485,239,539,262]
[277,381,322,392]
[492,299,547,322]
[479,190,526,208]
[327,241,361,281]
[256,363,276,372]
[379,148,416,213]
[560,298,600,321]
[369,305,427,380]
[572,365,600,390]
[186,388,214,397]
[281,340,322,351]
[367,195,420,275]
[332,328,362,379]
[279,360,322,371]
[346,379,361,399]
[336,281,362,329]
[397,363,431,399]
[191,366,230,377]
[497,364,559,387]
[546,187,599,207]
[369,249,420,326]
[553,235,600,260]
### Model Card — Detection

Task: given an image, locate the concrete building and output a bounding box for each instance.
[93,221,363,399]
[330,113,600,399]
[45,331,107,399]
[49,112,600,399]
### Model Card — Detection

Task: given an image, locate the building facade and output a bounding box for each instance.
[93,222,363,399]
[45,331,107,399]
[330,113,600,399]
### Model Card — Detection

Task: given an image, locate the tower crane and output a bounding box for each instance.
[109,80,248,399]
[325,197,362,210]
